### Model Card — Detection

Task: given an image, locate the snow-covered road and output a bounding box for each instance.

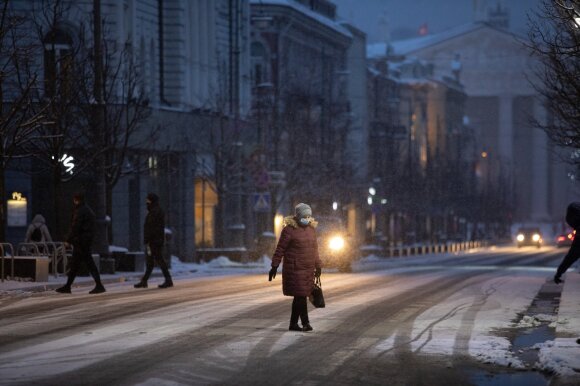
[0,246,578,385]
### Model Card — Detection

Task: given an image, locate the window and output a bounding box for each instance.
[43,28,73,98]
[251,42,269,86]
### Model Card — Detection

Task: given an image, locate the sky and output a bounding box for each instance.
[332,0,544,43]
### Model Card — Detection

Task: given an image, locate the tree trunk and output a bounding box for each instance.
[52,166,65,240]
[106,182,113,243]
[215,196,226,248]
[92,0,109,256]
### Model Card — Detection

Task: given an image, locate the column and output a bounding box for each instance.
[531,97,550,221]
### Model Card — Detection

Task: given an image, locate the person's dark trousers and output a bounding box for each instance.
[141,244,172,282]
[66,245,103,287]
[556,237,580,279]
[290,296,309,326]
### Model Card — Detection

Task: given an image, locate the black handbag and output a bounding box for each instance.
[309,276,325,308]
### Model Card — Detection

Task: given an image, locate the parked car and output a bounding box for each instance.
[316,215,356,272]
[556,230,575,248]
[516,227,543,248]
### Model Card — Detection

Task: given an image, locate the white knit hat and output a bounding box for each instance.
[295,203,312,218]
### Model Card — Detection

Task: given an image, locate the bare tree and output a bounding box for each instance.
[528,0,580,169]
[0,0,50,240]
[194,57,244,248]
[263,54,352,217]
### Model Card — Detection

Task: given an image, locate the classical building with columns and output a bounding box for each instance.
[368,16,576,229]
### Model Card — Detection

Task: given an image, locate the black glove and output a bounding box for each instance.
[554,275,563,284]
[269,266,278,281]
[315,267,321,278]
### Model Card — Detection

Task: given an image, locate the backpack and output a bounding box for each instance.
[566,202,580,229]
[30,225,42,242]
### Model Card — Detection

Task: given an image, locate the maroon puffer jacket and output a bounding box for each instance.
[272,216,322,297]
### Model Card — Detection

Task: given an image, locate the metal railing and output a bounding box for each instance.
[0,242,71,282]
[383,240,487,258]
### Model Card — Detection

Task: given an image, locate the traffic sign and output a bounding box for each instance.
[253,192,271,212]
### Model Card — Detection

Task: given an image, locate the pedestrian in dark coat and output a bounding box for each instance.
[134,193,173,289]
[555,202,580,284]
[269,203,322,332]
[555,231,580,284]
[56,193,106,294]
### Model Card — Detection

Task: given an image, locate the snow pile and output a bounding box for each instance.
[534,339,580,376]
[168,255,273,277]
[358,254,382,263]
[257,255,273,269]
[108,245,129,252]
[469,337,525,369]
[206,256,246,268]
[515,314,557,328]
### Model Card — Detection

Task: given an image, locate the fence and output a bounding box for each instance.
[372,240,487,258]
[0,241,71,282]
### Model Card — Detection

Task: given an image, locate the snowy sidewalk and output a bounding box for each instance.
[0,255,273,294]
[535,272,580,376]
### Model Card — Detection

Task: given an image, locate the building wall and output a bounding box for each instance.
[4,0,252,258]
[404,25,573,223]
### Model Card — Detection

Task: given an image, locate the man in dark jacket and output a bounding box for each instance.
[554,232,580,284]
[56,193,106,294]
[134,193,173,289]
[555,202,580,284]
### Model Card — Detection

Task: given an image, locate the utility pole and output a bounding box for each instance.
[92,0,109,256]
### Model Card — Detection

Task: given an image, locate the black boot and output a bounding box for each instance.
[158,279,173,288]
[158,265,173,288]
[55,285,71,294]
[289,324,303,331]
[302,323,313,332]
[134,280,148,288]
[89,284,106,294]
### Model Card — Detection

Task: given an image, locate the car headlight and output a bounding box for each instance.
[516,234,524,242]
[532,234,541,242]
[328,236,345,251]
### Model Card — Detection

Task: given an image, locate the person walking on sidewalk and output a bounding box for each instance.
[269,203,322,332]
[134,193,173,289]
[56,193,106,294]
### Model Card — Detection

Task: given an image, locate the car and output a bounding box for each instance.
[516,227,543,248]
[316,215,356,272]
[556,230,575,248]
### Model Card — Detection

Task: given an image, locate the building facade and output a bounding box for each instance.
[248,0,364,241]
[4,0,252,259]
[368,10,576,236]
[367,56,472,244]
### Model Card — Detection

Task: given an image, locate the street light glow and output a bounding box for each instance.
[367,196,373,205]
[332,201,338,211]
[481,151,488,158]
[381,199,388,204]
[369,187,376,196]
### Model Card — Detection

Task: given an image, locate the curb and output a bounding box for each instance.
[2,272,166,293]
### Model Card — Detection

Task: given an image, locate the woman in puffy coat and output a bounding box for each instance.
[269,203,322,332]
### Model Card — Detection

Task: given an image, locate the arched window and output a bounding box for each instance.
[251,41,269,86]
[43,28,73,98]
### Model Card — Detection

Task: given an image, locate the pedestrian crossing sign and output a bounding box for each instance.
[253,192,271,212]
